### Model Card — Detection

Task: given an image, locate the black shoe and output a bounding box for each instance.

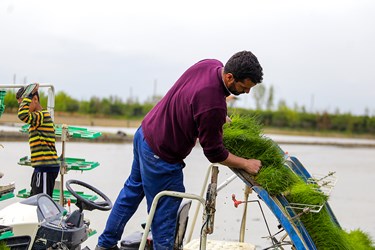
[95,245,119,250]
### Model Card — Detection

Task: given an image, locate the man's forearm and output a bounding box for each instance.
[220,152,262,175]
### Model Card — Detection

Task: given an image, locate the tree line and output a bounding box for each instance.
[2,89,374,135]
[3,90,154,119]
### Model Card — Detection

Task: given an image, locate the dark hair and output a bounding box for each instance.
[15,87,39,101]
[16,87,25,100]
[224,51,263,84]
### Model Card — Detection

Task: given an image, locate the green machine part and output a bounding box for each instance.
[20,124,102,139]
[0,90,6,117]
[17,188,98,204]
[0,225,14,240]
[18,156,100,171]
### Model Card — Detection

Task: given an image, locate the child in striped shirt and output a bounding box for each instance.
[17,83,60,197]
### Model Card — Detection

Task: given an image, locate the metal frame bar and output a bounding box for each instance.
[0,84,55,119]
[139,191,206,250]
[186,164,239,243]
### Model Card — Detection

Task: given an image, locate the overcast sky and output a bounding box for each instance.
[1,0,374,115]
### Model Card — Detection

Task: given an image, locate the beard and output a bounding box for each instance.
[228,84,242,96]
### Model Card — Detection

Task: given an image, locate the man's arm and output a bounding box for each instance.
[17,97,32,123]
[220,152,262,175]
[17,84,42,126]
[197,110,262,175]
[220,116,262,175]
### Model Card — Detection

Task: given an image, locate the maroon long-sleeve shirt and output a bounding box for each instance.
[142,59,231,164]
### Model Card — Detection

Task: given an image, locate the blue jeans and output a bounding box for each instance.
[98,127,185,249]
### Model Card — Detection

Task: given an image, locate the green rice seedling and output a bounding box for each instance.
[345,229,375,250]
[255,164,299,195]
[284,172,374,248]
[285,181,350,248]
[287,181,328,206]
[224,114,263,136]
[223,118,285,167]
[0,242,10,250]
[254,137,285,167]
[223,114,375,249]
[223,115,296,194]
[224,135,282,164]
[300,209,352,249]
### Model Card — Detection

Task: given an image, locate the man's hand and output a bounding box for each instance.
[226,116,232,123]
[220,153,263,176]
[243,159,262,175]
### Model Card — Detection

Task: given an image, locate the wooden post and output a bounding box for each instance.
[59,124,68,206]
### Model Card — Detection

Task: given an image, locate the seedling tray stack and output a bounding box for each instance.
[18,156,99,172]
[0,183,15,202]
[18,125,102,205]
[17,188,98,204]
[20,124,102,139]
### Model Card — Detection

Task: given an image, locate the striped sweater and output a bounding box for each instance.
[18,97,60,171]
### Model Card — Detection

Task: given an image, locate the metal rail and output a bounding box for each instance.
[186,164,240,243]
[0,84,55,119]
[138,191,206,250]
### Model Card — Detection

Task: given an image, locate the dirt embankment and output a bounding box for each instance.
[0,112,141,128]
[0,112,140,143]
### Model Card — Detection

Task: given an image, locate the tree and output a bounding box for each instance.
[88,97,101,114]
[55,91,79,113]
[109,96,124,116]
[266,85,274,111]
[3,90,18,110]
[253,84,266,110]
[277,99,288,111]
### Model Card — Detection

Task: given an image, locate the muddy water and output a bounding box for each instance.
[0,140,374,249]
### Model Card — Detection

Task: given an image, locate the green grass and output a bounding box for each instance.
[0,242,10,250]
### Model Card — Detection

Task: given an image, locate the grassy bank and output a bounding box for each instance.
[0,113,137,143]
[2,112,375,142]
[264,127,375,140]
[0,112,142,128]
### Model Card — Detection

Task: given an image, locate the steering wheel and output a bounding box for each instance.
[66,179,112,212]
